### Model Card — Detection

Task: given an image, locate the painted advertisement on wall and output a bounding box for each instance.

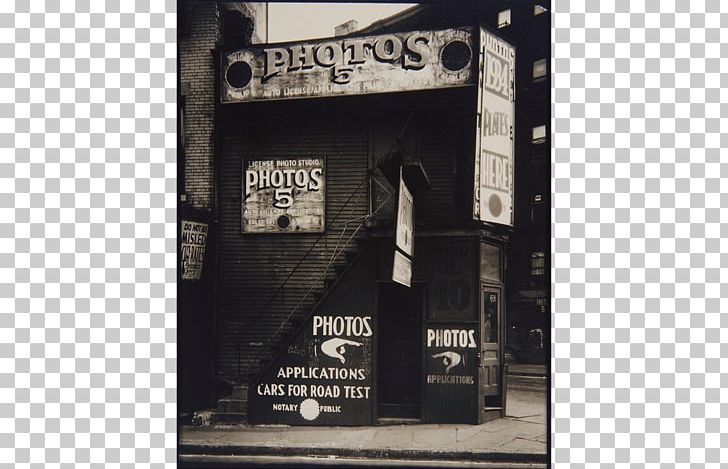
[222,28,474,102]
[242,157,325,233]
[180,220,208,280]
[248,313,375,425]
[424,325,479,423]
[414,240,477,321]
[473,28,515,226]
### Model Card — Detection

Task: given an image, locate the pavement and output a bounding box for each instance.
[179,373,547,468]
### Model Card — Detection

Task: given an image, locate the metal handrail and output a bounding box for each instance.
[235,178,371,383]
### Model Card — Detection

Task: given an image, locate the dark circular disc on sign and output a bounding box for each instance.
[488,193,503,217]
[226,60,252,88]
[441,40,471,71]
[277,214,291,229]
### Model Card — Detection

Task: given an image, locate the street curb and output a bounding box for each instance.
[178,443,548,464]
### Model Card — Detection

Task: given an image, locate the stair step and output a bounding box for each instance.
[212,412,247,425]
[230,385,248,400]
[191,409,247,426]
[217,398,248,413]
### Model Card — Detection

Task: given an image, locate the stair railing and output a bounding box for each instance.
[234,175,392,383]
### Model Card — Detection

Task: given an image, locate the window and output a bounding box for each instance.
[532,58,547,80]
[534,4,548,16]
[532,125,546,144]
[530,252,545,277]
[497,9,511,28]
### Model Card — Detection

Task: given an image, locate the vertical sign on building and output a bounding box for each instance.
[473,28,515,226]
[392,169,414,287]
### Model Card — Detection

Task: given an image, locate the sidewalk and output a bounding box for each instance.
[179,386,547,467]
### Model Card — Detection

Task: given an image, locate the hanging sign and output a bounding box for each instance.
[394,169,414,257]
[222,28,474,102]
[242,157,325,233]
[180,220,208,280]
[392,250,412,288]
[392,170,414,287]
[473,28,515,226]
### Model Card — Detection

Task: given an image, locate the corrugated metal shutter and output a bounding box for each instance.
[217,111,369,383]
[418,110,460,226]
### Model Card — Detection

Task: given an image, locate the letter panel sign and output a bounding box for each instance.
[243,157,325,233]
[222,28,474,102]
[473,28,515,226]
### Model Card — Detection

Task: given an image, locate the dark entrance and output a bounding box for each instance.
[377,282,423,420]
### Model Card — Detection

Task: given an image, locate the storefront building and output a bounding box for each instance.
[178,2,550,425]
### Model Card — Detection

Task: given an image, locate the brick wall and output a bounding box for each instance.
[179,0,220,211]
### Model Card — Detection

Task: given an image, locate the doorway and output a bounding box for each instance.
[377,282,424,420]
[479,285,503,421]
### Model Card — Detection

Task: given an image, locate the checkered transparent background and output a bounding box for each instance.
[2,0,176,467]
[2,0,726,467]
[553,0,727,467]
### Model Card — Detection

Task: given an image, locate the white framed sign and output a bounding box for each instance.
[473,28,515,226]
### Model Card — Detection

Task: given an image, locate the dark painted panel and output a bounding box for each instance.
[423,322,479,424]
[378,237,478,322]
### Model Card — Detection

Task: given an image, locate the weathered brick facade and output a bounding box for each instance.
[179,0,220,211]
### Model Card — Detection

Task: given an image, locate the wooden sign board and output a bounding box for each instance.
[248,313,375,425]
[473,28,515,226]
[222,28,474,102]
[242,157,325,233]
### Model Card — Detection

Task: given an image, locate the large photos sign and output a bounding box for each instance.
[473,28,515,226]
[243,157,325,233]
[222,28,473,102]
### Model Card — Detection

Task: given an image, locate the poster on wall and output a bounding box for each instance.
[473,28,515,226]
[248,313,375,425]
[242,157,326,233]
[180,220,208,280]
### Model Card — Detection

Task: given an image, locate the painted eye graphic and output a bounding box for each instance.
[321,338,362,364]
[432,351,462,374]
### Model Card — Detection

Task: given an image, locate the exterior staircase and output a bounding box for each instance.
[192,176,391,426]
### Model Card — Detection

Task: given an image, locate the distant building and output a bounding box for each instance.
[334,19,359,36]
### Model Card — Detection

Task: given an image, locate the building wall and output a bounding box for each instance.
[179,0,220,211]
[216,98,371,383]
